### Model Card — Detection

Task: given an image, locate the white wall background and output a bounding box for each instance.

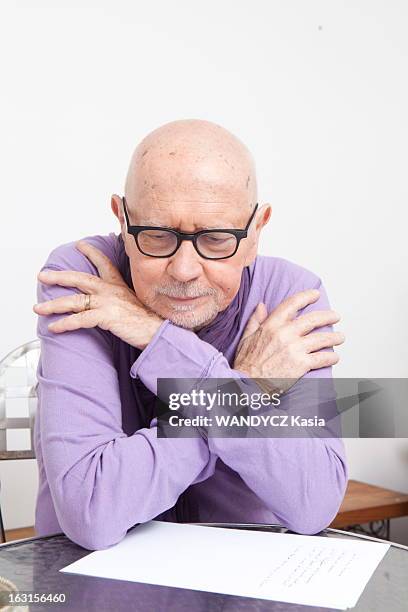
[1,1,407,542]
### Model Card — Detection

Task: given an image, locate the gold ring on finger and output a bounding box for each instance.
[83,294,92,311]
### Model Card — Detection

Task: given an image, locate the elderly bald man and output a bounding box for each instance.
[33,119,347,551]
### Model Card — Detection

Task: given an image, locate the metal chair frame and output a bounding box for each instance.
[0,340,40,542]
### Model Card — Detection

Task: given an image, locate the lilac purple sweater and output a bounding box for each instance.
[34,232,347,550]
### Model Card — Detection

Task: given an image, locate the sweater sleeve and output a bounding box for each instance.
[36,267,216,551]
[131,280,348,536]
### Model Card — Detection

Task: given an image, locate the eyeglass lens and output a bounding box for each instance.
[137,230,238,259]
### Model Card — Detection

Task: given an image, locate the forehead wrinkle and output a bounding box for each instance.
[132,199,245,229]
[144,197,249,205]
[139,180,249,202]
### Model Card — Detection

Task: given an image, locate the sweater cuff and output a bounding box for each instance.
[130,320,221,395]
[129,318,171,381]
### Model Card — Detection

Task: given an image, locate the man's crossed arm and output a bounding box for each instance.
[34,241,347,550]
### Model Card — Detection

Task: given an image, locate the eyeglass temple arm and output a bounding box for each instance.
[245,202,259,231]
[122,197,130,229]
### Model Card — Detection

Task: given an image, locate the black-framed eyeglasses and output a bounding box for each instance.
[122,196,258,260]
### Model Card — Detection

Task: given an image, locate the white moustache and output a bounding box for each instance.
[156,286,216,299]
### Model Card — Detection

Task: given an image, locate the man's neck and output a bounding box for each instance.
[191,313,218,332]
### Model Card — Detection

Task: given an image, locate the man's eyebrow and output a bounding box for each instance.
[136,219,235,230]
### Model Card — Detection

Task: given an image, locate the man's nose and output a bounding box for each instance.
[166,240,204,282]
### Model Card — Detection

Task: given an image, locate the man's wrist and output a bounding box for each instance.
[137,316,165,350]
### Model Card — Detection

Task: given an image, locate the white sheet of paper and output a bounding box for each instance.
[60,521,389,609]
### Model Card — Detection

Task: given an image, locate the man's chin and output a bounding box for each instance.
[163,306,219,331]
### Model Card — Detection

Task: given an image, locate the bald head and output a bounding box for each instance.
[124,119,257,216]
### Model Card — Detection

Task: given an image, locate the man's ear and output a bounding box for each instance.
[257,203,272,230]
[111,194,131,255]
[243,203,272,266]
[111,194,124,224]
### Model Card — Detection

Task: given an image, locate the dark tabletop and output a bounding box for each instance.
[0,524,407,612]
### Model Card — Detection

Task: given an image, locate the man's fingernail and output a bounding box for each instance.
[38,270,50,278]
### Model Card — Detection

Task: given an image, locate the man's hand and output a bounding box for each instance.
[233,289,345,393]
[33,240,164,350]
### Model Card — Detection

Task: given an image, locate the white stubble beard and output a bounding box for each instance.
[165,296,221,330]
[144,290,222,330]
